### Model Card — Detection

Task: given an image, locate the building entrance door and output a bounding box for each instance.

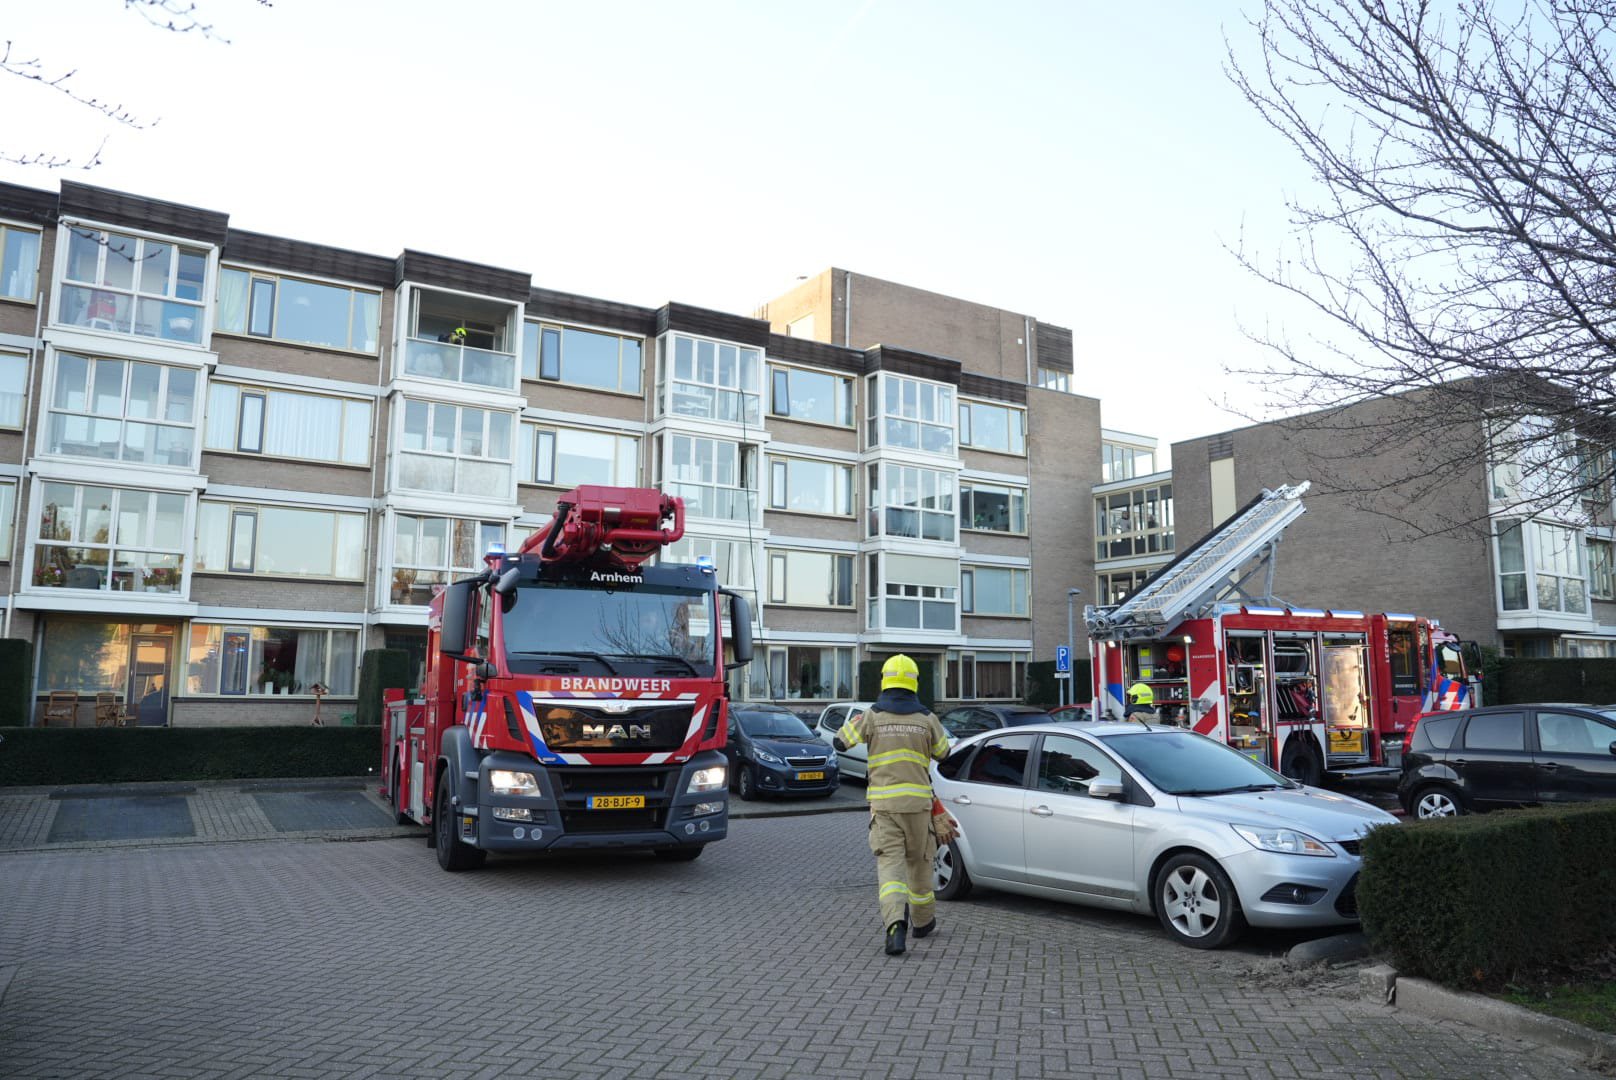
[129,634,173,726]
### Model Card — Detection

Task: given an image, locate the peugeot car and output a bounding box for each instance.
[724,704,838,800]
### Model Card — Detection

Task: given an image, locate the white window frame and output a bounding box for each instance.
[518,423,639,487]
[43,352,200,470]
[0,480,15,559]
[215,265,381,354]
[767,548,855,608]
[1589,537,1615,601]
[958,399,1026,455]
[396,398,515,497]
[389,514,508,606]
[961,565,1030,617]
[195,501,367,581]
[0,350,26,429]
[657,333,762,424]
[29,481,191,595]
[1494,516,1590,615]
[184,623,360,698]
[867,461,956,542]
[205,381,373,467]
[524,321,645,394]
[946,650,1029,701]
[867,373,955,455]
[768,363,854,427]
[768,454,853,517]
[762,644,854,701]
[57,223,210,345]
[961,480,1027,535]
[1,221,41,302]
[664,433,758,523]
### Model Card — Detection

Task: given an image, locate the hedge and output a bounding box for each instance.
[0,638,32,726]
[1025,659,1092,708]
[1358,801,1616,988]
[1488,657,1616,705]
[0,726,378,787]
[357,648,413,727]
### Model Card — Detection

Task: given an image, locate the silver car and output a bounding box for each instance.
[932,721,1397,948]
[812,701,874,779]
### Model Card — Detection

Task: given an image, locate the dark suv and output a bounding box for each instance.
[1398,703,1616,818]
[724,704,838,800]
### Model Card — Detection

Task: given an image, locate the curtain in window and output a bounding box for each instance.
[293,630,326,693]
[264,391,341,460]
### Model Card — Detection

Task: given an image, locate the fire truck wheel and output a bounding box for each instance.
[434,778,486,872]
[1280,740,1323,787]
[1155,852,1246,949]
[389,761,410,826]
[737,765,758,801]
[654,845,705,861]
[935,839,973,901]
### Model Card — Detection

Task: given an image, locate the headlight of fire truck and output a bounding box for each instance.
[687,765,727,793]
[489,769,540,797]
[1231,824,1335,857]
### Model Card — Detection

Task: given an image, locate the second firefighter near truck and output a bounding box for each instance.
[834,654,955,956]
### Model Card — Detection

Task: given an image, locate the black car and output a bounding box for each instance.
[1398,703,1616,818]
[937,704,1051,742]
[724,704,839,800]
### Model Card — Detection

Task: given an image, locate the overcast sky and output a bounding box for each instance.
[0,0,1331,460]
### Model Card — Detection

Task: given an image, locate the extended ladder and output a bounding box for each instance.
[1086,482,1309,641]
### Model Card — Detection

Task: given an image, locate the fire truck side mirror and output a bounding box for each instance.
[439,580,476,660]
[1461,640,1484,678]
[723,591,753,669]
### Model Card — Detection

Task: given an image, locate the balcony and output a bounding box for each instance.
[403,338,516,392]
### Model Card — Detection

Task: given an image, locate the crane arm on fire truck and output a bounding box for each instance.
[1086,482,1310,642]
[516,485,685,570]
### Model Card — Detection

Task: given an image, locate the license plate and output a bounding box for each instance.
[796,771,825,781]
[1329,730,1363,754]
[587,795,645,810]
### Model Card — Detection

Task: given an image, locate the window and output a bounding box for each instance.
[868,374,954,454]
[397,399,514,496]
[1535,711,1615,755]
[390,515,507,605]
[963,733,1036,787]
[0,351,25,428]
[0,481,13,558]
[958,400,1025,454]
[664,535,756,608]
[403,290,517,391]
[33,482,186,593]
[519,424,638,487]
[1590,538,1615,601]
[205,383,371,466]
[1036,733,1120,795]
[770,365,852,426]
[768,456,852,516]
[59,227,207,344]
[867,463,955,541]
[1098,568,1152,606]
[1462,711,1525,751]
[1036,367,1070,392]
[767,549,853,607]
[522,322,643,394]
[666,434,757,522]
[658,334,761,424]
[1102,443,1155,484]
[1096,484,1175,559]
[960,481,1026,534]
[46,354,197,467]
[1535,521,1587,613]
[195,503,366,580]
[764,645,853,700]
[946,650,1029,700]
[871,553,958,632]
[1417,713,1462,750]
[186,624,358,697]
[1,223,40,301]
[1496,518,1528,611]
[962,566,1029,617]
[215,268,380,353]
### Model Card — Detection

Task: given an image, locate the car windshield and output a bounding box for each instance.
[503,580,715,676]
[1103,730,1294,795]
[1598,709,1616,724]
[738,710,815,738]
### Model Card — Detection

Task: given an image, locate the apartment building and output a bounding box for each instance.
[1170,391,1616,657]
[0,185,1099,726]
[1093,430,1174,606]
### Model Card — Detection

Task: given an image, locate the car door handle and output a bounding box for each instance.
[1540,762,1560,770]
[1029,805,1053,817]
[951,795,972,806]
[1452,759,1467,767]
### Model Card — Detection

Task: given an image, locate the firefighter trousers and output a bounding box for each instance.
[869,809,936,930]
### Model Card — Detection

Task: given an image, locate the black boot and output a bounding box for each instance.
[913,918,937,939]
[885,920,907,956]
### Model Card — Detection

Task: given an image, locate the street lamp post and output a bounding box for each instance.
[1065,588,1082,709]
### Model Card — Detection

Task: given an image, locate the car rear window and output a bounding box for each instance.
[1461,711,1525,751]
[1415,714,1461,750]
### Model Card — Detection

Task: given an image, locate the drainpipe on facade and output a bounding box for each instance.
[843,272,852,347]
[1024,317,1033,385]
[8,279,46,643]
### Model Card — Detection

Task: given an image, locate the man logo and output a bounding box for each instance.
[582,723,653,741]
[599,701,634,714]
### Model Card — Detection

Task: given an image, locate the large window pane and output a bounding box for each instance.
[39,620,131,693]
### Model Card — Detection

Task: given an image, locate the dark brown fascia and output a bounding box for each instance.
[60,181,229,245]
[395,249,530,303]
[656,302,770,347]
[530,287,658,337]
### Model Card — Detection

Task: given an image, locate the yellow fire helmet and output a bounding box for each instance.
[1127,681,1154,705]
[881,653,920,693]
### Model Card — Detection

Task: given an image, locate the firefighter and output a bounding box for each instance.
[1125,681,1155,721]
[834,654,952,956]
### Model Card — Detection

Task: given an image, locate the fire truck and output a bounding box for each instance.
[1086,483,1482,784]
[380,485,752,870]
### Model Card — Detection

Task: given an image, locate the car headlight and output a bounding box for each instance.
[687,765,727,793]
[753,748,784,766]
[489,769,539,796]
[1232,824,1336,857]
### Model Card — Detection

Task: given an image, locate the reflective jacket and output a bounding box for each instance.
[836,704,950,813]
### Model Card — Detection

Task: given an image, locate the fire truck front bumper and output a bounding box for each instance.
[472,750,728,853]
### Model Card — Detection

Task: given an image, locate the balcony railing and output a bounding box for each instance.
[404,338,516,391]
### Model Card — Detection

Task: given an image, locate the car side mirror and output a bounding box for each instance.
[1089,780,1125,800]
[1609,741,1616,756]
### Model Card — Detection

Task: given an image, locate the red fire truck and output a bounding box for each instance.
[1087,483,1481,784]
[381,485,752,870]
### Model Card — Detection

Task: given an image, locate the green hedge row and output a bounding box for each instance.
[0,639,31,726]
[357,648,413,727]
[0,726,379,787]
[1358,801,1616,987]
[1489,658,1616,705]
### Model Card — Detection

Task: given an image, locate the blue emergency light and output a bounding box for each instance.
[695,556,716,573]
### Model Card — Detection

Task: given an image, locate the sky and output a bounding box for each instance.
[0,0,1328,462]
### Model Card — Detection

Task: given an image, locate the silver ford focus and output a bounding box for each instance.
[931,721,1398,948]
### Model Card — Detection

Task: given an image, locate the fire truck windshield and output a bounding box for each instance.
[502,580,716,676]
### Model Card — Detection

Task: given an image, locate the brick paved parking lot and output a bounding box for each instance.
[0,813,1601,1079]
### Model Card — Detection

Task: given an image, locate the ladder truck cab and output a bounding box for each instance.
[381,485,753,870]
[1086,483,1482,786]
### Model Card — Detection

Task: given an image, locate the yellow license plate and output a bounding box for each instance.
[796,771,825,781]
[1329,730,1363,753]
[587,795,645,810]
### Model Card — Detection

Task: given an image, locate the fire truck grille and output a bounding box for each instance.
[1335,873,1360,918]
[561,808,666,834]
[556,769,672,795]
[535,705,694,752]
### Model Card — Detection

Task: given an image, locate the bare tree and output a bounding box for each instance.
[1226,0,1616,530]
[1,0,269,169]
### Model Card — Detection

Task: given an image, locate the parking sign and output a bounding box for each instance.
[1055,645,1071,673]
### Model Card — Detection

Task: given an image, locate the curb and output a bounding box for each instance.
[1286,932,1369,966]
[1362,964,1616,1066]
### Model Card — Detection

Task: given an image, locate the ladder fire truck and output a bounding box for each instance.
[1086,483,1481,784]
[380,485,752,870]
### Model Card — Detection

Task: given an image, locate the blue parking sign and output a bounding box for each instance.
[1055,645,1071,673]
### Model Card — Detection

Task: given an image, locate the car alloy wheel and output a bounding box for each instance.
[1415,786,1460,819]
[934,838,973,900]
[738,765,757,801]
[1156,853,1244,949]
